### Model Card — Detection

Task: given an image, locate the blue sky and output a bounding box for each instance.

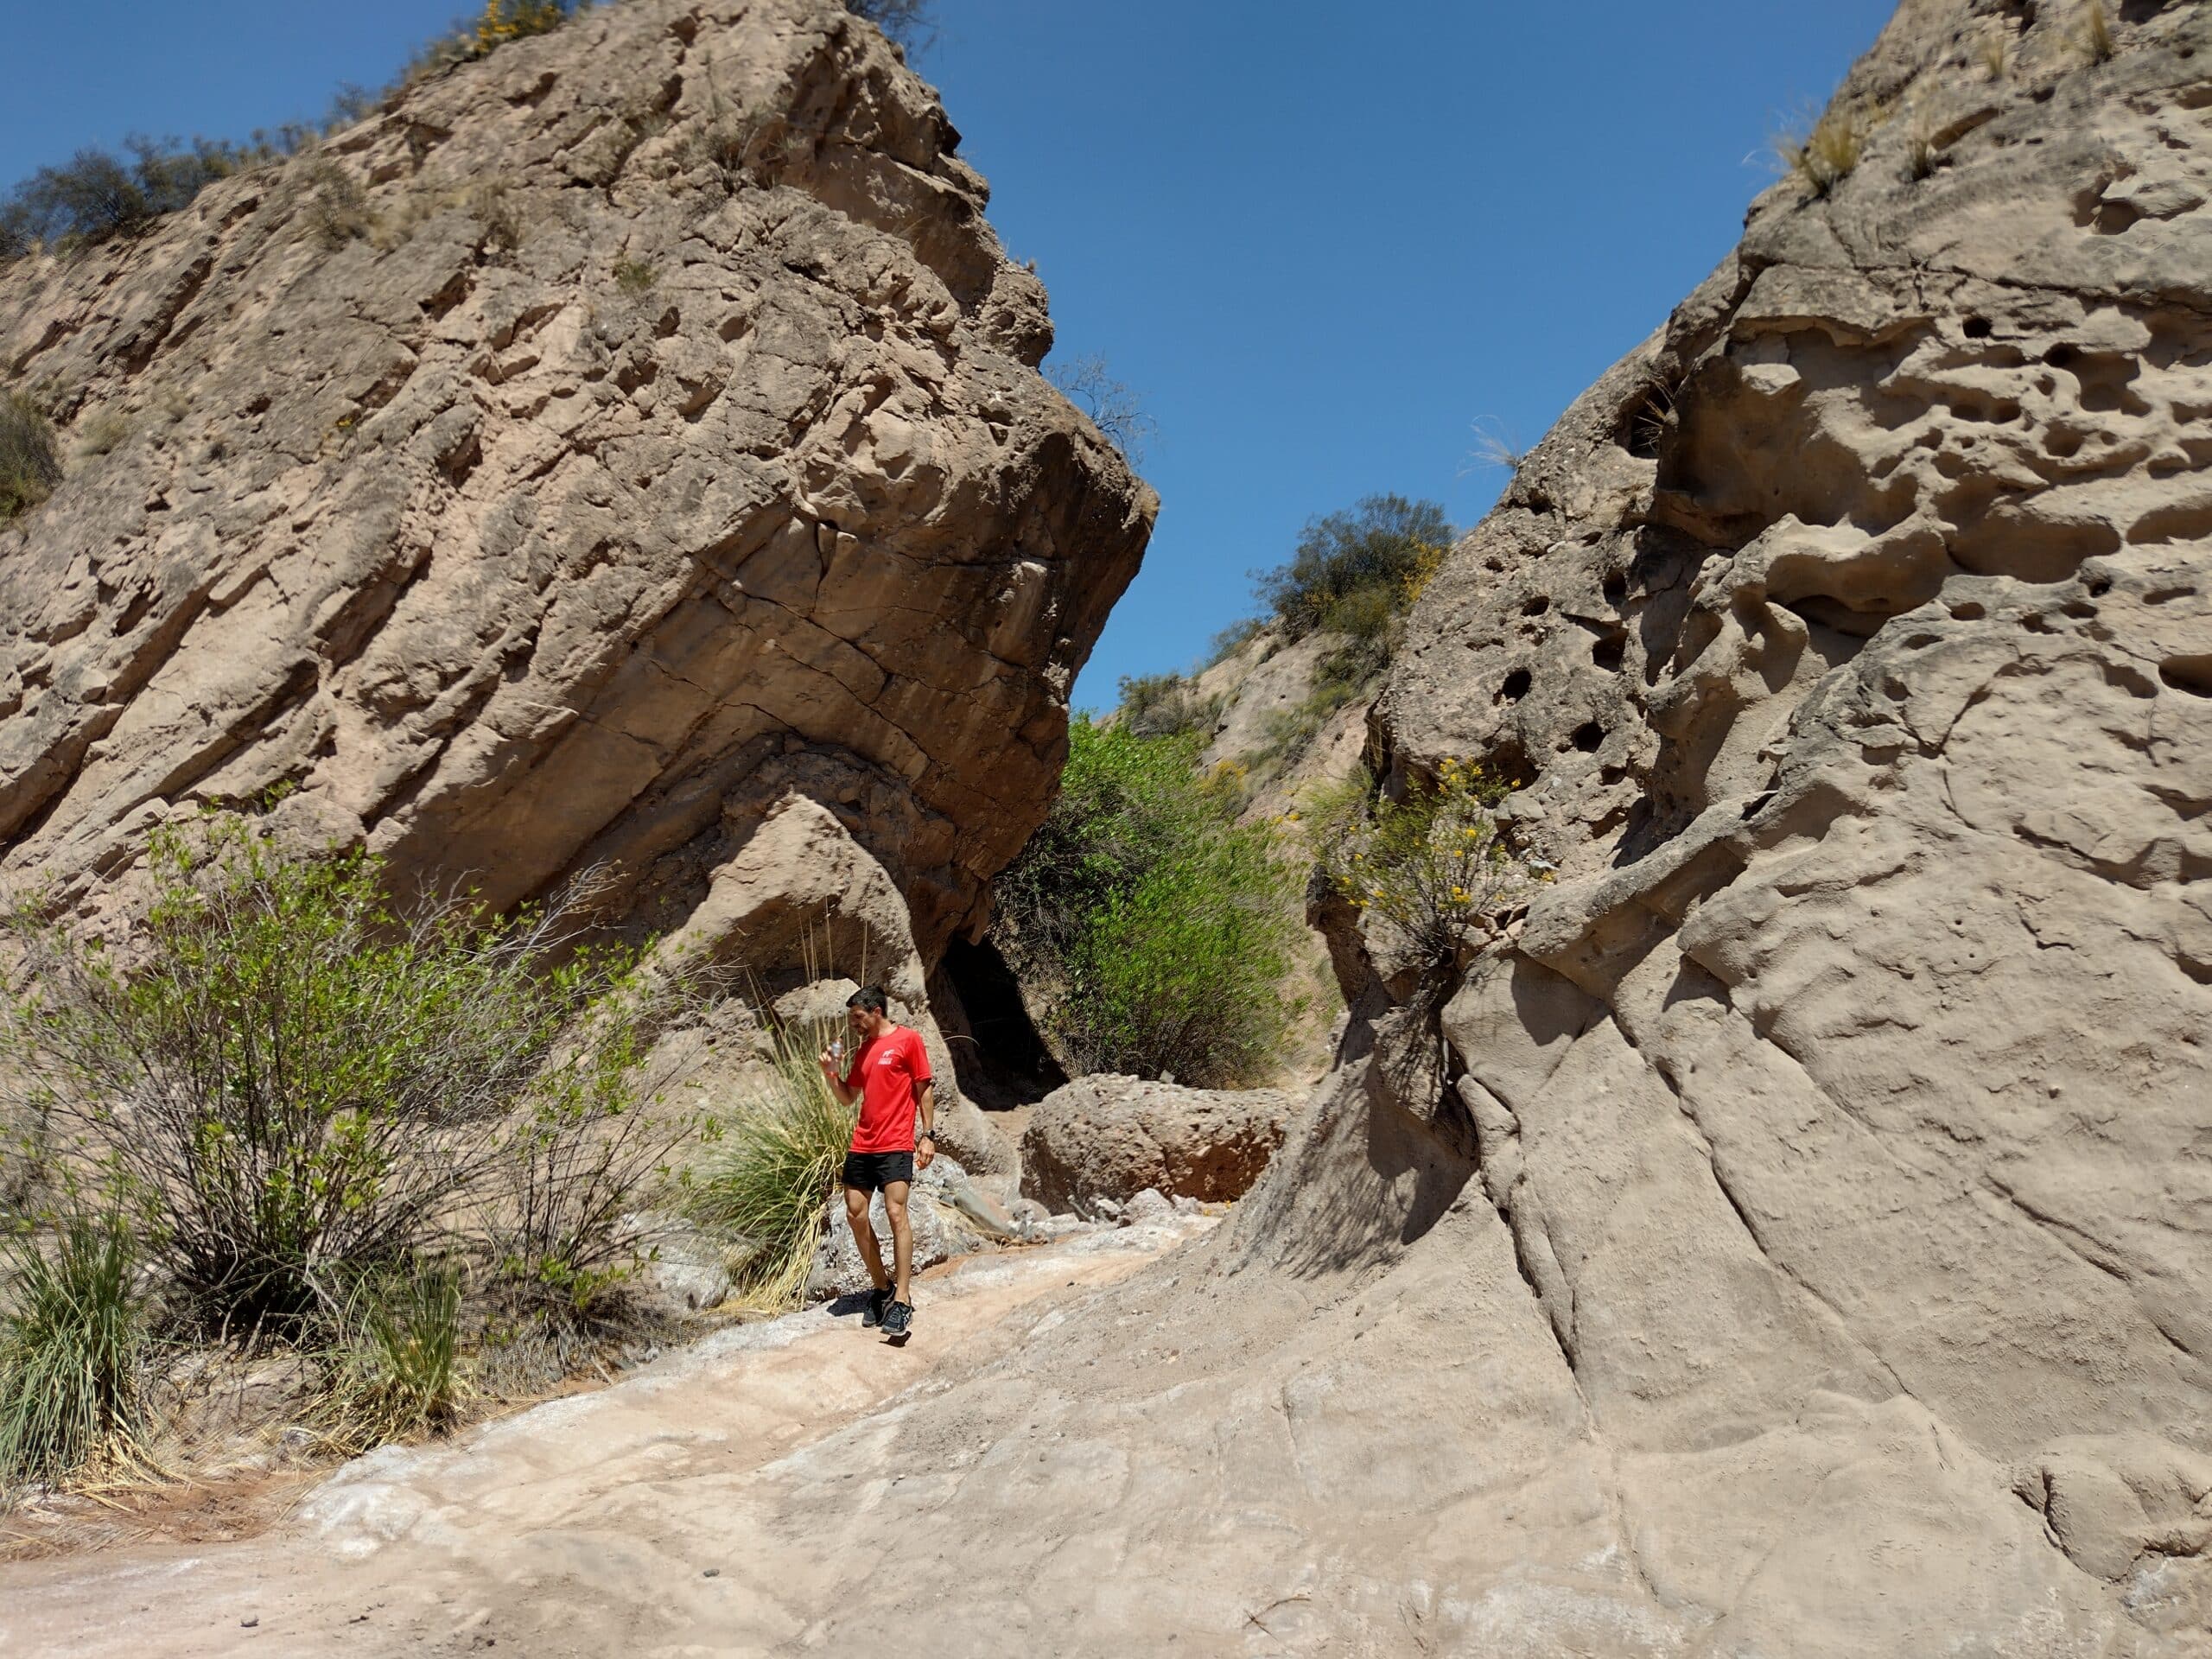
[0,1,1897,709]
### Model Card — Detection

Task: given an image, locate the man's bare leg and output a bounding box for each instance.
[844,1185,889,1293]
[883,1179,913,1306]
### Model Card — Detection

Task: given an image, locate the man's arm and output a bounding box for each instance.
[818,1048,860,1105]
[914,1077,937,1167]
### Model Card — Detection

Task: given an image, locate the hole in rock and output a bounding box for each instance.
[1964,316,1994,339]
[2161,655,2212,697]
[1948,600,1987,620]
[1570,721,1605,753]
[937,935,1067,1110]
[1602,573,1628,607]
[1522,595,1550,617]
[1499,668,1533,703]
[1592,636,1626,672]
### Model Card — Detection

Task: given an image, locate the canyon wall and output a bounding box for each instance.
[721,4,2212,1652]
[0,0,1153,974]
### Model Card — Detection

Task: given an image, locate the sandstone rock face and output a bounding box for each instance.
[0,0,1153,978]
[1019,1074,1296,1215]
[700,5,2212,1653]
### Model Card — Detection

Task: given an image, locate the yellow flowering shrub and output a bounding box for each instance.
[1312,758,1536,964]
[474,0,575,53]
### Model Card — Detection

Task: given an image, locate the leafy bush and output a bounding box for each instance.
[474,0,575,52]
[0,136,289,257]
[995,718,1300,1085]
[1116,672,1220,741]
[1255,494,1454,648]
[0,1216,148,1488]
[1312,758,1541,969]
[0,391,62,523]
[686,1012,855,1310]
[0,812,695,1338]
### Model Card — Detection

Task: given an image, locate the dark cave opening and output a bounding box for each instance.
[937,933,1068,1110]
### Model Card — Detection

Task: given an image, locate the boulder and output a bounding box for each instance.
[1019,1075,1299,1216]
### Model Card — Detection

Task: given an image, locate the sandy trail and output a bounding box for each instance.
[0,1217,1211,1658]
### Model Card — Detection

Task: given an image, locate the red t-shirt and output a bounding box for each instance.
[843,1025,932,1154]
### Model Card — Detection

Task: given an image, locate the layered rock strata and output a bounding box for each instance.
[0,0,1153,976]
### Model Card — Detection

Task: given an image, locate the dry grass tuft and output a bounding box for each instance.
[1777,105,1867,199]
[2080,1,2117,65]
[685,1014,855,1312]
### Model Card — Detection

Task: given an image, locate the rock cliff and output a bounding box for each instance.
[0,0,1154,976]
[710,3,2212,1652]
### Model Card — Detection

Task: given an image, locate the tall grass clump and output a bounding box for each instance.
[317,1263,466,1450]
[2079,1,2117,64]
[687,1015,855,1309]
[0,810,697,1342]
[0,390,62,523]
[994,717,1301,1085]
[0,1216,148,1490]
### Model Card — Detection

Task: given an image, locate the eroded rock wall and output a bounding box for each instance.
[0,0,1153,965]
[689,4,2212,1653]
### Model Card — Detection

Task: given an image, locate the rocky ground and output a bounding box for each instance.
[0,1215,1215,1656]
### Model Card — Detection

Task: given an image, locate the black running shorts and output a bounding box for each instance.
[842,1150,915,1193]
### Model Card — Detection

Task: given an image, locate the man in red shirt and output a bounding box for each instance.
[818,984,936,1339]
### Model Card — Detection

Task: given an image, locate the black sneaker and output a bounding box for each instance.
[880,1300,913,1340]
[861,1287,889,1329]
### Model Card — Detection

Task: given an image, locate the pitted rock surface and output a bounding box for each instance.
[731,5,2212,1654]
[0,0,1153,962]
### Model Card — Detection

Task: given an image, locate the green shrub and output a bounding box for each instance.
[613,256,660,296]
[1255,494,1454,645]
[0,136,287,257]
[473,0,575,52]
[0,391,61,523]
[995,718,1300,1085]
[1116,672,1220,741]
[1312,758,1541,970]
[686,1013,855,1310]
[0,812,694,1338]
[0,1215,148,1489]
